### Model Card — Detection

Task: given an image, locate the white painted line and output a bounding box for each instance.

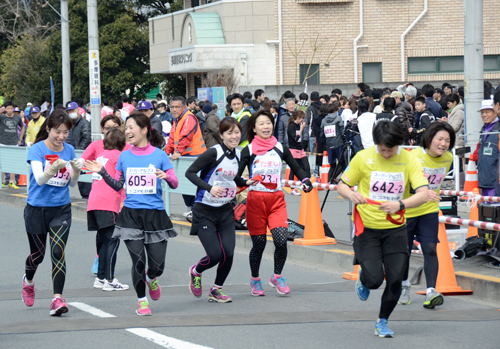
[69,302,213,349]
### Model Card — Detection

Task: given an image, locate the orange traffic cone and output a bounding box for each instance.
[320,151,330,186]
[298,185,309,226]
[342,262,359,280]
[467,188,480,238]
[462,155,478,199]
[18,174,27,186]
[416,211,472,295]
[293,177,336,246]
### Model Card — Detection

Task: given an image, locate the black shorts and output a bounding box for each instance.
[353,225,408,264]
[406,212,440,244]
[190,203,235,236]
[24,203,72,235]
[87,210,117,231]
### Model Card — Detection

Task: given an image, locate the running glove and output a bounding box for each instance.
[301,178,313,193]
[43,159,67,178]
[70,158,82,181]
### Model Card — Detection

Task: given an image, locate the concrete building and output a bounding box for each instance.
[149,0,500,95]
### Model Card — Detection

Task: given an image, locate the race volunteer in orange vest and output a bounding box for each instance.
[166,96,206,220]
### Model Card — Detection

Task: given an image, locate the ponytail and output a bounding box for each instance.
[149,127,165,149]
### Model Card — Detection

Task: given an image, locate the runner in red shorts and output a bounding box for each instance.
[235,110,312,296]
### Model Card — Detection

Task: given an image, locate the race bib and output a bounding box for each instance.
[209,180,236,204]
[424,167,446,191]
[369,171,404,201]
[92,157,109,181]
[44,160,71,187]
[261,174,280,185]
[126,165,157,195]
[324,125,336,138]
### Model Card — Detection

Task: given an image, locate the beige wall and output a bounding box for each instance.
[150,0,275,74]
[277,0,500,84]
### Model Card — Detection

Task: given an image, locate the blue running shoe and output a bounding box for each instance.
[375,318,393,338]
[355,266,370,301]
[92,256,99,275]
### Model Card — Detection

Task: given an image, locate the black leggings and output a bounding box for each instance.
[403,242,438,288]
[96,232,103,255]
[195,209,235,287]
[360,253,407,320]
[96,226,120,281]
[124,240,168,298]
[25,226,70,295]
[289,156,310,181]
[249,227,288,278]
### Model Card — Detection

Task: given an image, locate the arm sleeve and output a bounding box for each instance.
[81,142,95,161]
[98,167,125,191]
[448,110,464,132]
[165,168,178,189]
[283,146,307,180]
[234,147,250,187]
[185,148,217,192]
[340,154,363,187]
[165,130,174,155]
[408,156,428,190]
[31,160,51,186]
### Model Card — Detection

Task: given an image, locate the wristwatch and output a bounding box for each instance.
[398,200,405,211]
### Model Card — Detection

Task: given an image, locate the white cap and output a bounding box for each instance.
[478,99,494,111]
[27,102,33,106]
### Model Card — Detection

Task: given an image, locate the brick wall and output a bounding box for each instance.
[276,0,500,84]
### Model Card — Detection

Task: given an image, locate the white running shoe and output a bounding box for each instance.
[290,189,301,196]
[103,279,129,291]
[183,207,192,217]
[93,277,105,289]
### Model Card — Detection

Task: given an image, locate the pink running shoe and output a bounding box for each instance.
[22,275,35,307]
[208,288,232,303]
[136,300,152,316]
[146,277,161,301]
[50,297,69,316]
[269,275,290,295]
[250,278,265,296]
[189,265,202,298]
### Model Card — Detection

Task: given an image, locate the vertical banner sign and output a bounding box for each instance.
[50,76,55,115]
[211,87,227,119]
[89,50,101,105]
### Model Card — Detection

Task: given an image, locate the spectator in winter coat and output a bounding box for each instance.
[320,102,344,170]
[287,110,310,195]
[422,84,443,120]
[313,103,329,171]
[66,101,91,198]
[138,100,163,136]
[202,104,221,148]
[305,91,321,158]
[409,97,435,145]
[392,91,415,145]
[444,94,464,149]
[254,89,266,109]
[276,98,296,147]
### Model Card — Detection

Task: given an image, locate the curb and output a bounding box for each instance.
[2,189,499,302]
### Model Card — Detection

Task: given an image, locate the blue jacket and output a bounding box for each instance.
[425,97,443,121]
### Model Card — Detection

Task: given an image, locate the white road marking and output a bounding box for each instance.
[69,302,213,349]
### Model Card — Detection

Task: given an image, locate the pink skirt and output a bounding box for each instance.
[290,148,306,158]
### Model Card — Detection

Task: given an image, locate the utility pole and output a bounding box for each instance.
[464,0,483,147]
[61,0,71,104]
[87,0,102,141]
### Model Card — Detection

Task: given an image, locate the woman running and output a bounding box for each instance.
[185,117,251,303]
[22,110,82,316]
[80,115,132,291]
[398,122,455,308]
[235,110,313,296]
[337,120,429,337]
[85,111,178,316]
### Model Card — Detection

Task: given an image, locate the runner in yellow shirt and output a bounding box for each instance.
[337,120,429,338]
[398,122,455,309]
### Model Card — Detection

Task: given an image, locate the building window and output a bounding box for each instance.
[362,63,382,83]
[408,55,500,74]
[299,64,320,85]
[151,20,155,44]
